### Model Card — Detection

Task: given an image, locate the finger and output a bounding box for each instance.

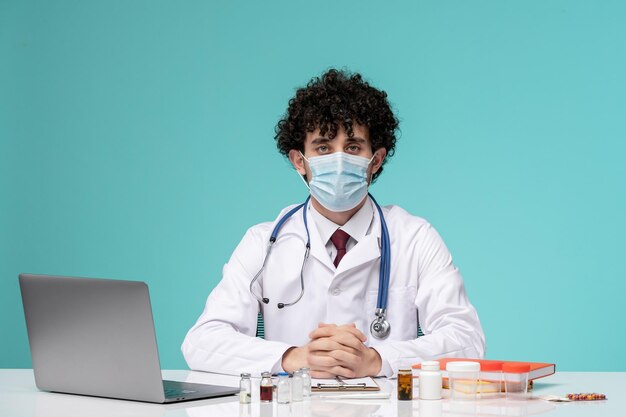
[308,338,344,352]
[307,352,342,368]
[309,325,367,342]
[336,323,365,341]
[332,366,358,378]
[309,370,337,379]
[326,348,361,367]
[308,348,361,368]
[327,332,367,351]
[311,365,357,379]
[308,338,362,355]
[339,325,367,342]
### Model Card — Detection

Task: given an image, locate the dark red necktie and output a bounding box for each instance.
[330,229,351,267]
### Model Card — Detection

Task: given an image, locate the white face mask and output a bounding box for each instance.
[299,152,374,212]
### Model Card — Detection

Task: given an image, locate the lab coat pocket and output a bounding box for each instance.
[365,286,417,341]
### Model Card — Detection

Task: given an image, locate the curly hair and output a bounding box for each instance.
[274,68,399,181]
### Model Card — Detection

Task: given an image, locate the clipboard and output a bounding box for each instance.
[311,376,380,392]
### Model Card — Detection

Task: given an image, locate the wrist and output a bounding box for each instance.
[366,347,382,376]
[281,346,306,373]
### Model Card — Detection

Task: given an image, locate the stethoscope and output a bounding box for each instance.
[249,193,392,340]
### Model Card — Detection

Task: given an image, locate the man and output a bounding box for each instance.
[182,69,485,378]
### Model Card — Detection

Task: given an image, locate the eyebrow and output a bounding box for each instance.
[310,136,367,144]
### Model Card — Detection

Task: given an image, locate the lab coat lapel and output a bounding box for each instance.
[334,234,381,275]
[301,199,385,274]
[305,211,336,272]
[335,208,383,275]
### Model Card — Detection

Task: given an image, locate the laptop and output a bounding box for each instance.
[19,273,240,403]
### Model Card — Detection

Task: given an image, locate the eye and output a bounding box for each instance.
[316,145,329,153]
[346,145,360,153]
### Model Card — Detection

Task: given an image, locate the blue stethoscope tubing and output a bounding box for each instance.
[369,194,391,339]
[249,193,391,339]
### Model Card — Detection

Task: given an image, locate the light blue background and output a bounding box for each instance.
[2,0,625,370]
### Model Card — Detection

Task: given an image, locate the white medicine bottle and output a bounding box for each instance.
[419,361,442,400]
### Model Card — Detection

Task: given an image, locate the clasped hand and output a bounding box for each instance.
[282,323,381,378]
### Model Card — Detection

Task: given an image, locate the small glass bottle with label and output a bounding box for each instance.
[260,371,273,402]
[239,372,252,404]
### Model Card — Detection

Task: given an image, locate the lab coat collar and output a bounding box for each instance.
[335,200,382,275]
[308,197,374,247]
[307,197,382,275]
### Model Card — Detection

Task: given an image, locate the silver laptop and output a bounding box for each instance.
[19,273,239,403]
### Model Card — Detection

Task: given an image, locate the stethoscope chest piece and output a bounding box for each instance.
[370,308,391,339]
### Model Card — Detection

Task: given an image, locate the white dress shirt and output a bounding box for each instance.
[308,199,375,265]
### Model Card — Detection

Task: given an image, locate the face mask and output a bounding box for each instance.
[299,152,374,212]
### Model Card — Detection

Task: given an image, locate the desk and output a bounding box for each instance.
[0,370,623,417]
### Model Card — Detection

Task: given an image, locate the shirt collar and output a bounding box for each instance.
[308,197,375,245]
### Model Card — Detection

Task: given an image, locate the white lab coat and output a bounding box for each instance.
[182,199,486,376]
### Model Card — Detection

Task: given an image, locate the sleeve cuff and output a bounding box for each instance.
[270,346,295,374]
[372,345,408,378]
[371,345,397,377]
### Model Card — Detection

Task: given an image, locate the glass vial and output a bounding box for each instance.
[239,372,252,404]
[300,367,312,398]
[398,367,413,400]
[260,371,273,402]
[291,370,303,402]
[276,372,291,404]
[419,361,442,400]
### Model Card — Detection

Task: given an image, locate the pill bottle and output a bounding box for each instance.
[446,361,480,401]
[503,362,530,400]
[419,361,442,400]
[397,367,413,400]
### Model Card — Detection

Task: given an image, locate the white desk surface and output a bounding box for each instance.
[0,370,623,417]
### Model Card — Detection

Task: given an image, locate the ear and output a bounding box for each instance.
[289,149,307,175]
[370,148,387,175]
